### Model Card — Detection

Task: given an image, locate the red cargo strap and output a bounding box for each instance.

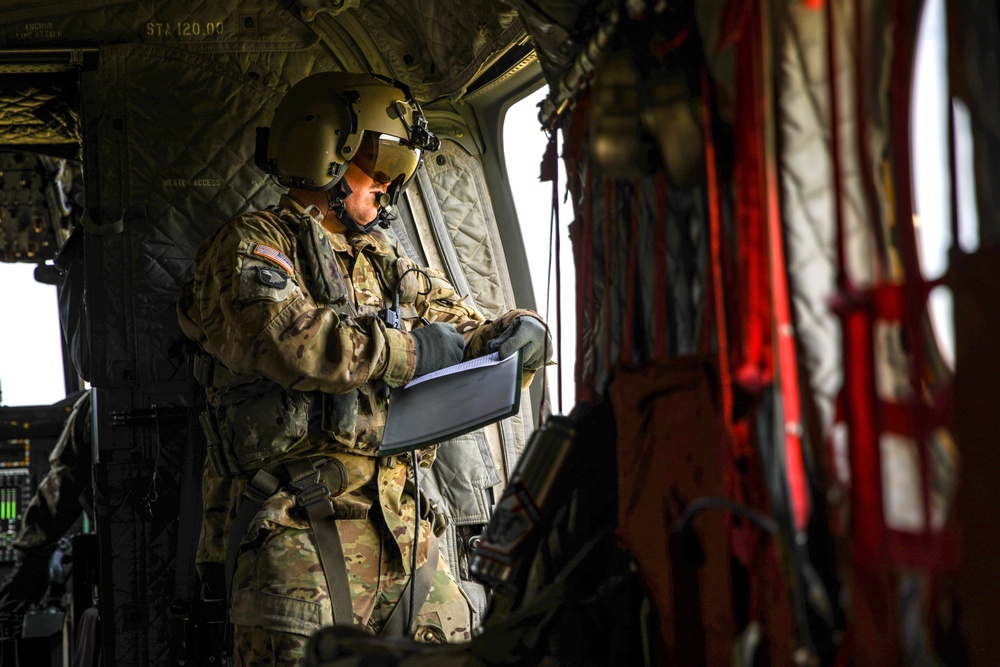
[700,66,734,427]
[826,0,886,565]
[758,50,812,534]
[732,0,773,393]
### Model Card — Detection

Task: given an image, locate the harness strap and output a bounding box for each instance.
[224,460,356,635]
[284,459,355,626]
[224,468,281,620]
[380,535,440,637]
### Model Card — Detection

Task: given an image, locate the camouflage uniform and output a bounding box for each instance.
[0,390,92,626]
[14,389,93,555]
[176,195,537,666]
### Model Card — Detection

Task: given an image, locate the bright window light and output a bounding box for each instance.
[911,0,954,368]
[503,88,577,413]
[0,263,66,406]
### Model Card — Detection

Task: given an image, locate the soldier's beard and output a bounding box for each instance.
[327,182,383,233]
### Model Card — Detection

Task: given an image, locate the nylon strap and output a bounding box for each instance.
[732,2,772,392]
[380,534,440,637]
[225,468,281,615]
[224,461,356,633]
[284,458,355,626]
[700,65,734,428]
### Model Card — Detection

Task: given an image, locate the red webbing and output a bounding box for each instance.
[842,299,885,564]
[828,0,885,557]
[651,24,691,57]
[701,67,734,426]
[888,0,935,554]
[759,68,811,534]
[768,207,811,533]
[732,0,773,393]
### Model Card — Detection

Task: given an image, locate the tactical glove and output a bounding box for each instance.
[486,316,552,370]
[411,322,465,376]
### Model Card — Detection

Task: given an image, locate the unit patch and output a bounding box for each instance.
[252,243,294,274]
[257,266,288,289]
[238,256,297,305]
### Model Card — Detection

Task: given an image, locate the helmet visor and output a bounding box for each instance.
[352,132,421,185]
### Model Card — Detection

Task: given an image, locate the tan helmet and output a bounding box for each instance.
[256,72,439,200]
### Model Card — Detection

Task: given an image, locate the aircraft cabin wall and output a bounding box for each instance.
[0,1,542,664]
[10,0,999,665]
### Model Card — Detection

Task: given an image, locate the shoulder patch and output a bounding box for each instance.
[252,243,294,274]
[257,266,289,289]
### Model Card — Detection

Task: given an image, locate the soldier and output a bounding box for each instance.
[175,72,551,666]
[0,389,93,624]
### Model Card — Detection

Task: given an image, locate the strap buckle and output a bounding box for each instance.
[284,459,336,512]
[243,469,280,506]
[293,478,332,508]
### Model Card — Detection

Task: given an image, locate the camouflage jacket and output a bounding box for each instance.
[177,195,537,568]
[14,389,93,556]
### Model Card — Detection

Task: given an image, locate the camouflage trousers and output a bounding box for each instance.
[230,515,474,667]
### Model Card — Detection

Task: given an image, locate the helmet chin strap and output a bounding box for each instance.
[375,193,396,229]
[326,179,387,233]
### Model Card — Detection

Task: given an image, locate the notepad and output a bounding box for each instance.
[380,350,522,454]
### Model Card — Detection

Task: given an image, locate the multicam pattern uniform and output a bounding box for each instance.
[177,195,537,665]
[14,389,92,556]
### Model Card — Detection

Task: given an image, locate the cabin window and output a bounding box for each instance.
[503,87,576,412]
[0,263,67,406]
[912,0,962,368]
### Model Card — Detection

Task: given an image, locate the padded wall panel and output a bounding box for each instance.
[80,39,332,666]
[423,139,518,320]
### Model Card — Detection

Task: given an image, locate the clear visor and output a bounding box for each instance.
[352,132,421,185]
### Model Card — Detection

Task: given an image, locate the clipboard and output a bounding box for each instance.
[379,350,523,455]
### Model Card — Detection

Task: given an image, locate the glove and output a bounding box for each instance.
[487,316,552,370]
[411,322,465,376]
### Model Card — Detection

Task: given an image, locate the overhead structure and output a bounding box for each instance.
[0,0,997,665]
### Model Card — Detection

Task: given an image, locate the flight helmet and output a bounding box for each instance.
[256,72,439,213]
